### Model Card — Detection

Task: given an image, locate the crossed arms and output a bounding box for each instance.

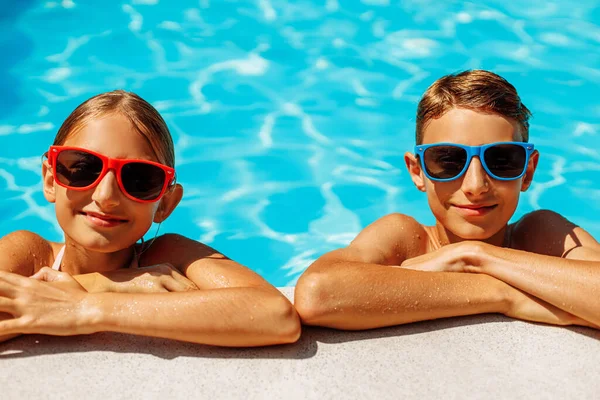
[294,210,600,329]
[0,232,300,346]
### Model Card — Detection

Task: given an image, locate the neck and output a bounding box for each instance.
[434,221,509,248]
[59,239,137,275]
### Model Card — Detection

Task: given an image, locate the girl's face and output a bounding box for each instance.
[405,108,539,242]
[43,113,181,253]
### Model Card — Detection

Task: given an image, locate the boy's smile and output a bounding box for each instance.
[451,204,498,217]
[406,108,539,245]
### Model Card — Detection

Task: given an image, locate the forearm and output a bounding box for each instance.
[295,261,508,330]
[81,287,300,346]
[0,313,20,343]
[480,248,600,325]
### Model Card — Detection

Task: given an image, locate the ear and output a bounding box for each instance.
[42,159,56,203]
[520,149,539,192]
[404,151,427,192]
[153,183,183,223]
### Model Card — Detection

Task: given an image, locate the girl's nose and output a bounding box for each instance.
[91,170,121,209]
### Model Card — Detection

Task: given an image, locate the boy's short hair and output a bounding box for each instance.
[415,70,532,144]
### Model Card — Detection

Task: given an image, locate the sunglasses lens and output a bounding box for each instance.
[121,162,167,201]
[423,145,468,179]
[55,150,103,187]
[484,144,527,178]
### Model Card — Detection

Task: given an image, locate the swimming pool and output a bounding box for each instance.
[1,0,599,286]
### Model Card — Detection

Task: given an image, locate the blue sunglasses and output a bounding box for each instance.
[414,142,535,182]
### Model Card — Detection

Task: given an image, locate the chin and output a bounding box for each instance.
[66,229,130,253]
[449,222,500,241]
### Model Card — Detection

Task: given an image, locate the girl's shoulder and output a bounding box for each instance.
[137,233,218,270]
[0,230,58,276]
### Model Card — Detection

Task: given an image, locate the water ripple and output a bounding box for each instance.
[1,0,599,285]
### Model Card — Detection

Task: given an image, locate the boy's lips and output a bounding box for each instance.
[80,211,128,227]
[451,204,498,217]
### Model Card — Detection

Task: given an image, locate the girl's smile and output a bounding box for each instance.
[79,210,129,228]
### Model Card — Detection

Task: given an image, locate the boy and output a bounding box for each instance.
[294,70,600,330]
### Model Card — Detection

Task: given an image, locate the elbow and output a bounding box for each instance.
[266,289,302,344]
[294,271,334,326]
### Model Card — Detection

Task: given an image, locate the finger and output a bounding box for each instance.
[168,268,193,284]
[168,270,198,290]
[162,278,187,292]
[0,281,17,298]
[401,264,430,272]
[0,298,16,314]
[31,267,70,283]
[0,271,28,285]
[0,318,23,336]
[401,254,431,267]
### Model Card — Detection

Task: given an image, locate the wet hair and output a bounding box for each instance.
[415,70,532,144]
[53,90,175,167]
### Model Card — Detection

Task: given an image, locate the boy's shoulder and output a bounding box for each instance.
[0,230,56,275]
[510,209,587,257]
[350,213,431,265]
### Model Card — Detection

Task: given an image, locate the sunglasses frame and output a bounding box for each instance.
[47,145,176,203]
[414,141,535,182]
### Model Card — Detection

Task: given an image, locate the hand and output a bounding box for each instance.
[401,241,488,273]
[0,268,93,336]
[504,285,599,329]
[100,263,198,294]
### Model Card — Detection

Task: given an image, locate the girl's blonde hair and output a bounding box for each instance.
[53,90,175,167]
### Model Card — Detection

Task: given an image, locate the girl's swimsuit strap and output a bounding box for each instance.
[52,246,65,271]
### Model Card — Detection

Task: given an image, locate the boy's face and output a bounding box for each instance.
[405,108,539,241]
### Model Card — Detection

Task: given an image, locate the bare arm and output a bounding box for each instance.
[0,234,300,346]
[295,213,595,330]
[294,214,510,330]
[78,287,297,346]
[0,230,54,342]
[295,249,513,330]
[471,211,600,326]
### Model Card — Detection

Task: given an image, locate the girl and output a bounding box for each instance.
[0,90,301,346]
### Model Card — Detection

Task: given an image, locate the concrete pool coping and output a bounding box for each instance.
[2,287,599,399]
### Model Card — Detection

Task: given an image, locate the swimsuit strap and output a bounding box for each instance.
[50,245,139,271]
[503,225,514,248]
[52,246,65,271]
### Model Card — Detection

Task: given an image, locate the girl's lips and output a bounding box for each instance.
[452,204,497,217]
[80,212,128,228]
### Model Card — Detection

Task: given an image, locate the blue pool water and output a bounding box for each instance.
[1,1,599,286]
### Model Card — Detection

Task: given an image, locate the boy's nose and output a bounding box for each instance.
[460,157,490,196]
[91,170,121,209]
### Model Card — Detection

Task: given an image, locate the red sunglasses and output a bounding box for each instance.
[47,146,176,203]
